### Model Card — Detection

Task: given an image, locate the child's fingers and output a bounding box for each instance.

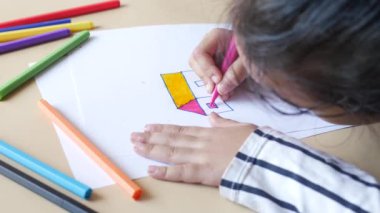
[208,112,241,127]
[191,48,222,82]
[148,164,207,184]
[190,51,221,94]
[133,142,200,164]
[209,113,257,130]
[131,131,200,149]
[144,124,206,136]
[220,92,232,101]
[217,58,247,95]
[189,28,232,93]
[189,56,216,93]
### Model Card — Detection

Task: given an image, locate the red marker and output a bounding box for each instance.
[0,0,121,29]
[209,36,239,107]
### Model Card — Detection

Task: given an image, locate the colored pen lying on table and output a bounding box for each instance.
[0,18,71,33]
[0,31,90,101]
[0,29,71,54]
[38,99,143,201]
[0,160,96,213]
[0,140,92,199]
[0,21,93,42]
[0,0,120,28]
[209,36,239,107]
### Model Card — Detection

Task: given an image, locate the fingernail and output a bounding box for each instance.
[148,166,157,175]
[134,141,145,151]
[144,124,152,132]
[206,83,213,93]
[217,83,227,95]
[211,75,219,84]
[131,133,144,143]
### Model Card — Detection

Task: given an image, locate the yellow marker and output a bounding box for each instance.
[0,21,94,42]
[161,73,195,108]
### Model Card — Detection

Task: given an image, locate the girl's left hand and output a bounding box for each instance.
[130,113,257,187]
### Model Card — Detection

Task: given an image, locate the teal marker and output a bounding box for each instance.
[0,140,92,199]
[0,30,90,101]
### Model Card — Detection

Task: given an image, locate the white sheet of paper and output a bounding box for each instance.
[35,24,347,188]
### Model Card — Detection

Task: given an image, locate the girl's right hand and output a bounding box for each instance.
[189,28,248,100]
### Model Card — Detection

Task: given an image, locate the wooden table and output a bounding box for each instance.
[1,0,379,212]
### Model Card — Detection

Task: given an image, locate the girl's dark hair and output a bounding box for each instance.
[229,0,380,116]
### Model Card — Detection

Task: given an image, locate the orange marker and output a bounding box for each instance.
[38,99,142,200]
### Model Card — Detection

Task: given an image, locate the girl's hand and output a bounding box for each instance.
[189,28,248,100]
[130,113,256,186]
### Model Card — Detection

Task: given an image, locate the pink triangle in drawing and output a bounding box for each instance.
[179,99,206,115]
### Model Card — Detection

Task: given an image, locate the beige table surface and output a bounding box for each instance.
[0,0,379,212]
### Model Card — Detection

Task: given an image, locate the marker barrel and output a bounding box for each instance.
[0,19,71,33]
[0,29,71,54]
[0,140,92,199]
[0,21,93,42]
[0,160,96,213]
[39,100,143,200]
[0,31,90,101]
[0,1,120,28]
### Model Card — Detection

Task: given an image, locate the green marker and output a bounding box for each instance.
[0,30,90,101]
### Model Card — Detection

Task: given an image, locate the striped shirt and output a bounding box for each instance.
[220,127,380,213]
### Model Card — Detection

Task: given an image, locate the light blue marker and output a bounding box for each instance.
[0,19,71,33]
[0,140,92,199]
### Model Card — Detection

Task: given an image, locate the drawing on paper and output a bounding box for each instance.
[161,70,233,116]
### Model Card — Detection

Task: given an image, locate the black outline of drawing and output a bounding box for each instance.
[161,70,234,116]
[194,80,206,87]
[206,102,219,109]
[197,96,233,114]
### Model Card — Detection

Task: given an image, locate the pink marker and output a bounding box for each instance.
[209,36,239,107]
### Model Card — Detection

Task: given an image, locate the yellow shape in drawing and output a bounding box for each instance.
[161,73,195,108]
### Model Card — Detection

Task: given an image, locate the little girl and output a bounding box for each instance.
[131,0,380,212]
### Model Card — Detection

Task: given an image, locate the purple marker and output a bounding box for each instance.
[0,19,71,33]
[0,29,71,54]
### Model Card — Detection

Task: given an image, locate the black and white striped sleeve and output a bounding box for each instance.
[219,127,380,213]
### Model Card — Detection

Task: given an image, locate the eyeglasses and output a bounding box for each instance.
[244,82,312,116]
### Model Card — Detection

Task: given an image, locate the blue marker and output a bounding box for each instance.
[0,18,71,33]
[0,140,92,199]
